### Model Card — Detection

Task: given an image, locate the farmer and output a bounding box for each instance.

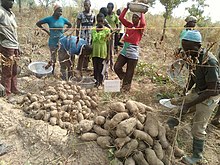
[91,13,111,87]
[179,30,220,164]
[106,2,119,69]
[114,3,146,92]
[36,3,72,74]
[58,36,92,80]
[175,15,197,58]
[0,0,22,96]
[76,0,95,71]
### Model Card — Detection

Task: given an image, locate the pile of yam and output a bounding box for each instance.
[77,100,177,165]
[20,81,99,130]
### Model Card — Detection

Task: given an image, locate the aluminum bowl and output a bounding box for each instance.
[28,61,53,78]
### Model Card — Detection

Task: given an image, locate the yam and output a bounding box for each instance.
[75,119,94,133]
[144,113,159,137]
[114,139,138,158]
[174,146,185,158]
[79,99,85,106]
[81,132,98,141]
[77,113,84,122]
[116,118,137,138]
[67,95,74,100]
[145,148,164,165]
[138,141,149,151]
[44,102,56,109]
[133,101,148,113]
[45,95,59,102]
[158,125,169,149]
[30,94,38,102]
[63,100,73,105]
[29,101,40,109]
[125,100,139,114]
[124,157,136,165]
[109,102,127,112]
[63,122,72,130]
[133,130,153,146]
[153,141,164,160]
[95,116,106,125]
[104,119,111,130]
[79,89,87,100]
[110,158,123,165]
[50,110,58,118]
[96,136,112,149]
[60,105,68,112]
[136,120,144,130]
[133,151,149,165]
[137,113,146,123]
[90,100,97,108]
[34,110,45,120]
[109,112,129,129]
[93,125,109,136]
[91,95,98,102]
[59,91,67,100]
[114,137,131,149]
[50,117,57,126]
[76,101,82,110]
[84,100,91,107]
[43,112,50,122]
[73,94,81,102]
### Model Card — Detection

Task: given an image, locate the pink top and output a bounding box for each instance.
[119,8,146,45]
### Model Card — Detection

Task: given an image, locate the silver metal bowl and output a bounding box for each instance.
[28,61,53,78]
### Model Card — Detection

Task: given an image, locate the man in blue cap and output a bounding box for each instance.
[179,30,220,164]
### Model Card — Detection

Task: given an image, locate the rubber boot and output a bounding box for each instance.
[211,103,220,127]
[182,138,204,165]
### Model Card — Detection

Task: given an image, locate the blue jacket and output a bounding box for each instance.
[59,36,87,56]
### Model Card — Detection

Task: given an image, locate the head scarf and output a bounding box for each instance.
[133,12,141,18]
[182,30,202,43]
[185,16,197,23]
[53,3,62,11]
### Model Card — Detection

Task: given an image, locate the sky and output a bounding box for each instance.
[83,0,219,23]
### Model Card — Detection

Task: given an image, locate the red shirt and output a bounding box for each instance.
[119,8,146,45]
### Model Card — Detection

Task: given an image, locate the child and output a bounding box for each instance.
[91,13,111,87]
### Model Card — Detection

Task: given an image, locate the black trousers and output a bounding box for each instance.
[92,57,104,85]
[114,54,138,88]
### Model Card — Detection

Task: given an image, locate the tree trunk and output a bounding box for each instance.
[18,0,21,13]
[160,9,168,44]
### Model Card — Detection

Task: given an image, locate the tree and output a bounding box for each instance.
[186,0,209,26]
[159,0,188,43]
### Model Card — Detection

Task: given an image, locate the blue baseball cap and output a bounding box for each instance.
[182,30,202,43]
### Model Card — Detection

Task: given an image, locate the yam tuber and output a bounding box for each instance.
[144,113,159,138]
[81,133,98,141]
[133,130,153,146]
[96,136,112,149]
[116,118,137,138]
[109,102,127,112]
[133,151,149,165]
[114,139,138,158]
